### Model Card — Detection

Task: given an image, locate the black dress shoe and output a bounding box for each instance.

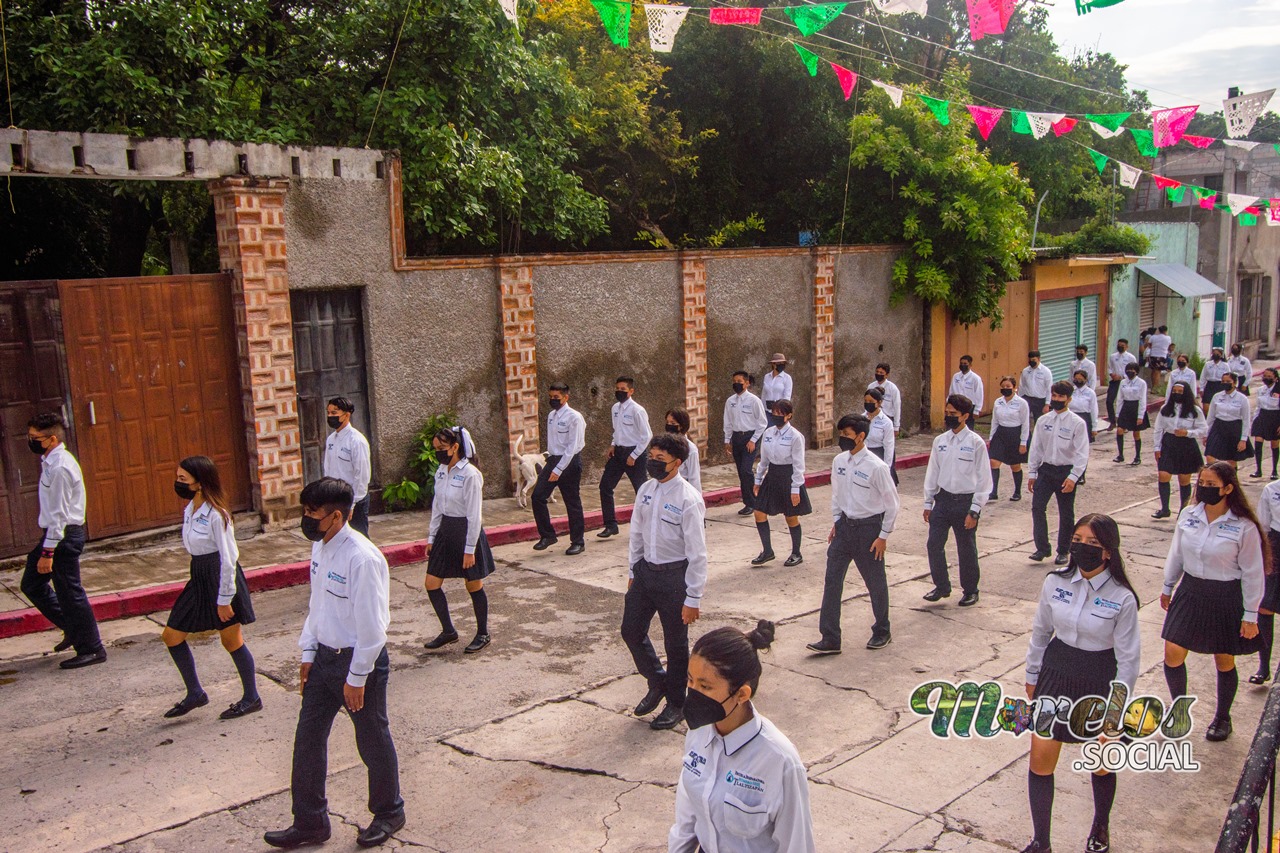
[60,649,107,669]
[806,639,841,655]
[163,692,209,719]
[220,696,264,719]
[464,634,491,654]
[1029,550,1051,562]
[1020,841,1052,853]
[1009,492,1022,502]
[987,492,998,501]
[1206,716,1233,741]
[750,550,776,566]
[1152,508,1171,519]
[650,703,684,730]
[357,814,406,848]
[1054,553,1070,566]
[1128,457,1141,466]
[1112,455,1124,463]
[922,588,950,602]
[958,592,980,607]
[565,543,586,556]
[424,630,460,650]
[1085,823,1110,853]
[866,633,892,650]
[53,634,74,653]
[264,825,331,849]
[783,553,803,567]
[596,526,620,538]
[532,537,557,551]
[737,506,754,516]
[634,686,664,716]
[1250,670,1271,685]
[1251,470,1265,479]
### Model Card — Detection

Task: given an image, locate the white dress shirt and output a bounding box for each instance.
[37,443,86,548]
[989,393,1031,444]
[547,404,587,474]
[628,474,708,609]
[1257,383,1280,413]
[761,370,794,404]
[866,411,896,461]
[1027,409,1091,481]
[183,501,240,605]
[1148,333,1172,359]
[1202,359,1231,387]
[1107,350,1138,379]
[323,424,372,501]
[1163,505,1265,621]
[1207,390,1251,442]
[1026,569,1141,692]
[299,525,391,687]
[669,710,815,853]
[867,379,902,430]
[923,427,992,514]
[949,370,985,414]
[1020,364,1053,400]
[611,397,653,458]
[1228,354,1253,382]
[1153,406,1207,446]
[756,424,806,493]
[1069,385,1099,427]
[723,391,769,443]
[428,458,484,555]
[1069,358,1098,390]
[1168,366,1198,392]
[830,448,899,538]
[1259,480,1280,533]
[681,437,703,495]
[1118,375,1147,403]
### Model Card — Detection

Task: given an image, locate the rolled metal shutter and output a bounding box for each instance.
[1037,298,1078,387]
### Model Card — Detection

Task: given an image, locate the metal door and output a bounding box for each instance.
[1037,298,1078,387]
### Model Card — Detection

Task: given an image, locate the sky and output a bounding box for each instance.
[1043,0,1280,112]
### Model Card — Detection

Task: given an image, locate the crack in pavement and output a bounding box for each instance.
[439,738,676,789]
[597,781,644,853]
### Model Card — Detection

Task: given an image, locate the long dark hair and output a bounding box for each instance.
[1160,381,1198,418]
[1199,462,1274,574]
[178,455,231,524]
[1054,513,1139,605]
[692,620,776,696]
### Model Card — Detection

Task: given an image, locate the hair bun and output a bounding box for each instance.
[748,620,775,651]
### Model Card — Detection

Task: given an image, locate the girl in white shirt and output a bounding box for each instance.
[1251,480,1280,684]
[864,387,898,485]
[163,455,260,720]
[1112,363,1148,466]
[988,376,1030,501]
[1250,368,1280,480]
[752,401,811,567]
[1151,382,1206,519]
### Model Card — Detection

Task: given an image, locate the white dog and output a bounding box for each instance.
[513,434,553,510]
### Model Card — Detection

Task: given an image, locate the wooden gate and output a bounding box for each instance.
[58,274,250,538]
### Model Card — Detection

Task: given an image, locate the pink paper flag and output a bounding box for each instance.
[1152,175,1181,190]
[1051,117,1078,136]
[966,105,1004,140]
[1199,194,1217,210]
[830,63,857,101]
[1246,206,1262,216]
[709,7,763,24]
[1152,105,1198,147]
[966,0,1017,41]
[1182,134,1214,149]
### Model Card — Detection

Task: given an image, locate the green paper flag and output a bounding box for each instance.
[1084,112,1131,131]
[1214,202,1230,211]
[793,43,821,77]
[1077,0,1128,13]
[917,95,950,126]
[1011,110,1032,135]
[784,3,847,37]
[1240,213,1259,226]
[1190,186,1215,199]
[1129,128,1157,157]
[590,0,631,47]
[1086,149,1108,174]
[1166,186,1187,203]
[1274,144,1280,157]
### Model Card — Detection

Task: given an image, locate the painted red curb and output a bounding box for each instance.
[0,451,933,640]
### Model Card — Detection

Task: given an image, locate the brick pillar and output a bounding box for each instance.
[680,257,709,453]
[210,177,304,525]
[811,252,836,447]
[499,262,541,490]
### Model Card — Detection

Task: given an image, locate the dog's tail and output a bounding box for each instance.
[512,433,524,460]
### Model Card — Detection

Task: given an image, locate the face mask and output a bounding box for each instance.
[1232,349,1242,357]
[28,438,46,455]
[434,449,452,465]
[615,390,629,404]
[875,374,886,383]
[773,364,785,373]
[944,415,961,430]
[838,436,857,452]
[1212,354,1222,362]
[1028,359,1038,368]
[864,402,877,414]
[1267,380,1276,388]
[1070,542,1106,572]
[174,481,197,500]
[1170,392,1183,404]
[959,364,970,373]
[732,382,745,395]
[1001,388,1013,398]
[1117,347,1126,353]
[300,514,330,542]
[646,458,671,480]
[549,397,563,410]
[327,415,341,430]
[1074,379,1085,387]
[1126,372,1138,380]
[1196,485,1225,506]
[683,686,736,730]
[665,423,681,434]
[1224,385,1236,394]
[1050,399,1066,411]
[1076,354,1086,362]
[1178,363,1188,370]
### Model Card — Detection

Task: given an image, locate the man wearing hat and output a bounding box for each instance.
[762,354,794,428]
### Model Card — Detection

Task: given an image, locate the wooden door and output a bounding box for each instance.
[59,275,250,538]
[0,282,70,557]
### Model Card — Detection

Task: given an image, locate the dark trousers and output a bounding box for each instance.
[1032,463,1077,557]
[620,559,690,707]
[291,646,402,831]
[599,446,648,528]
[350,496,371,538]
[819,515,889,645]
[730,431,758,508]
[1023,396,1046,426]
[1105,381,1120,424]
[926,491,980,596]
[533,454,585,545]
[22,526,101,655]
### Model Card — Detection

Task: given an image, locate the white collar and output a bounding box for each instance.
[698,706,763,756]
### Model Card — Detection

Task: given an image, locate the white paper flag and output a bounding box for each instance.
[644,5,689,52]
[1027,112,1066,140]
[872,80,904,108]
[1117,161,1141,189]
[873,0,928,14]
[1224,89,1275,138]
[499,0,518,27]
[1089,121,1127,139]
[1223,139,1261,152]
[1226,193,1261,216]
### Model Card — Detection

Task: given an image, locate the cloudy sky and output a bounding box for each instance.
[1044,0,1280,111]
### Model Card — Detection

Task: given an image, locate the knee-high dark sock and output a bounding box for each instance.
[756,521,772,553]
[1158,481,1171,512]
[1258,614,1275,677]
[1116,434,1125,456]
[229,644,259,703]
[428,587,455,633]
[1165,662,1188,700]
[1272,445,1278,475]
[167,641,204,700]
[1091,773,1117,830]
[788,524,802,556]
[1012,469,1024,495]
[1028,770,1054,847]
[469,587,489,635]
[1255,441,1265,474]
[1179,483,1192,509]
[990,468,1001,497]
[1217,666,1239,720]
[1133,437,1142,458]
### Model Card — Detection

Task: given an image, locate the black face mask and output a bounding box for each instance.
[665,423,681,434]
[615,390,629,404]
[1125,372,1138,380]
[327,415,341,430]
[1196,485,1225,506]
[300,514,331,542]
[838,436,858,452]
[646,458,671,480]
[959,364,970,373]
[1212,354,1222,362]
[1076,354,1086,362]
[1232,349,1242,357]
[773,364,786,373]
[864,402,877,414]
[732,382,745,395]
[875,374,886,383]
[549,397,564,410]
[1266,380,1276,388]
[1170,392,1184,403]
[1000,388,1013,398]
[434,449,452,465]
[1074,379,1087,388]
[1177,362,1188,369]
[1050,399,1066,411]
[683,686,737,730]
[28,438,46,455]
[1070,542,1106,572]
[1224,385,1236,395]
[944,415,961,430]
[1029,360,1038,368]
[174,481,197,500]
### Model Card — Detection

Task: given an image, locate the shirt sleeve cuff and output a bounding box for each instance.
[1162,583,1176,595]
[346,670,370,688]
[463,545,477,555]
[1245,610,1259,622]
[301,648,317,664]
[216,594,234,606]
[683,595,701,609]
[790,488,801,495]
[42,535,62,549]
[878,528,892,539]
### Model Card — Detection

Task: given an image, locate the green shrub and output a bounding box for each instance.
[1047,217,1151,257]
[381,410,458,511]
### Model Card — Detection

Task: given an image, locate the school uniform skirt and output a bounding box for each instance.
[1162,573,1265,655]
[988,425,1027,465]
[756,463,813,517]
[1263,532,1280,615]
[167,552,256,632]
[1117,400,1148,432]
[1251,409,1280,441]
[1032,638,1117,744]
[427,515,496,581]
[1203,381,1226,405]
[1205,420,1252,461]
[1236,374,1252,396]
[1158,434,1204,475]
[1072,411,1095,442]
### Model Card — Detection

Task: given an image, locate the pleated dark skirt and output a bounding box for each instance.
[756,463,812,517]
[989,425,1027,465]
[1202,381,1225,405]
[1205,420,1251,461]
[1032,638,1117,744]
[1162,573,1265,655]
[167,552,256,632]
[1264,532,1280,615]
[427,515,496,581]
[1158,434,1204,475]
[1251,409,1280,440]
[1117,399,1149,432]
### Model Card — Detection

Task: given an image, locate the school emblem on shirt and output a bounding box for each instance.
[836,466,847,476]
[683,750,706,777]
[726,770,765,793]
[1050,587,1073,603]
[641,494,654,506]
[1093,597,1122,612]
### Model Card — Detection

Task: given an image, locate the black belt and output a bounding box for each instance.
[838,512,885,527]
[1038,463,1072,473]
[318,643,353,656]
[639,558,689,572]
[936,489,974,501]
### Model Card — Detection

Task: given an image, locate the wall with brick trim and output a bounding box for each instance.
[680,258,709,454]
[500,263,540,488]
[811,252,837,447]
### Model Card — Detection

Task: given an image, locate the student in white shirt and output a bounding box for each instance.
[1020,351,1053,426]
[1167,353,1198,398]
[670,621,815,853]
[864,387,898,485]
[1205,373,1252,467]
[1250,368,1280,480]
[1147,325,1172,389]
[266,478,404,849]
[1069,344,1098,391]
[762,353,794,427]
[1104,339,1137,429]
[424,426,494,654]
[598,376,653,538]
[1202,347,1231,410]
[323,396,373,537]
[949,354,984,415]
[988,376,1030,502]
[533,382,587,554]
[1027,382,1091,566]
[922,395,991,608]
[665,407,702,495]
[162,456,260,720]
[868,362,902,431]
[1069,369,1100,444]
[724,371,769,516]
[1228,343,1253,397]
[752,401,812,567]
[1251,479,1280,684]
[1112,362,1148,466]
[1152,382,1206,519]
[1022,513,1140,853]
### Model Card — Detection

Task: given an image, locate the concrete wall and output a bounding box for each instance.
[1110,221,1203,360]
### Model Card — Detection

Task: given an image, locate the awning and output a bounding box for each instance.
[1135,263,1225,298]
